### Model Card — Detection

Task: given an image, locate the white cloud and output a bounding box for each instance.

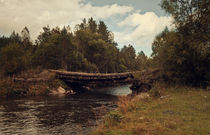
[0,0,133,39]
[0,0,173,55]
[115,12,173,55]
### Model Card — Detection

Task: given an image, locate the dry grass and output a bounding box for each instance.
[17,68,56,80]
[0,78,51,97]
[117,96,137,114]
[92,83,210,135]
[0,69,61,98]
[0,67,76,98]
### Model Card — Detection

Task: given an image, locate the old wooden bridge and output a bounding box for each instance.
[51,70,134,85]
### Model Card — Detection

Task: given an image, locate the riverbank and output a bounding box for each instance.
[0,69,68,98]
[92,83,210,135]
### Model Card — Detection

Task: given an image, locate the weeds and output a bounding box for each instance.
[117,96,138,114]
[105,111,123,127]
[149,86,161,98]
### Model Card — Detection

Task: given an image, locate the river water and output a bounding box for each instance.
[0,84,132,135]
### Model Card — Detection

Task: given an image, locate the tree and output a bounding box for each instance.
[151,0,210,85]
[0,17,141,75]
[88,17,97,33]
[135,51,148,70]
[21,27,32,47]
[36,26,51,45]
[0,43,28,75]
[98,21,110,43]
[10,31,22,44]
[161,0,210,42]
[59,27,74,70]
[0,31,21,49]
[74,18,123,73]
[33,26,76,70]
[120,45,136,71]
[0,36,11,49]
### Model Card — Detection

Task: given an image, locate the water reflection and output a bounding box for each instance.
[94,84,132,96]
[0,85,131,135]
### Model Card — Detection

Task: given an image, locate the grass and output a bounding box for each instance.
[92,83,210,135]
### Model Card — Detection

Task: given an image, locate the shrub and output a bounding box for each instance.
[149,86,161,98]
[104,111,123,127]
[0,43,28,75]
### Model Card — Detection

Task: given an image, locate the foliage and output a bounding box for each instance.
[33,26,75,70]
[135,51,149,70]
[152,0,210,85]
[0,18,150,77]
[149,85,161,98]
[0,78,14,97]
[105,111,123,127]
[0,31,21,49]
[119,45,136,71]
[0,43,29,75]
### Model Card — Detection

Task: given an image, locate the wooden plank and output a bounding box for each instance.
[50,70,133,77]
[50,70,134,82]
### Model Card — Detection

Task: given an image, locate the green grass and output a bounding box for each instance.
[92,84,210,135]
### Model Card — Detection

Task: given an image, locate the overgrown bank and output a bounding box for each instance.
[0,69,67,98]
[92,84,210,135]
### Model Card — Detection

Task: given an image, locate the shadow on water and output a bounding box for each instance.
[0,84,131,135]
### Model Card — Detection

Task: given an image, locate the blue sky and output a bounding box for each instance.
[85,0,166,16]
[0,0,172,55]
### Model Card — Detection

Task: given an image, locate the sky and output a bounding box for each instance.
[0,0,173,56]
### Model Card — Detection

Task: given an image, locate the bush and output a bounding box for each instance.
[0,78,20,97]
[149,84,161,98]
[0,43,29,75]
[104,111,123,127]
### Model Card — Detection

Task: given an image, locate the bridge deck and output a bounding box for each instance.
[50,70,134,81]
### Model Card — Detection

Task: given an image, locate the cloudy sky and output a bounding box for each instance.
[0,0,173,55]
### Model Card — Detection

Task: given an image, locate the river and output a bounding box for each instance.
[0,84,132,135]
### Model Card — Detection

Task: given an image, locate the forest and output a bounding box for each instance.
[0,0,209,87]
[0,18,149,76]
